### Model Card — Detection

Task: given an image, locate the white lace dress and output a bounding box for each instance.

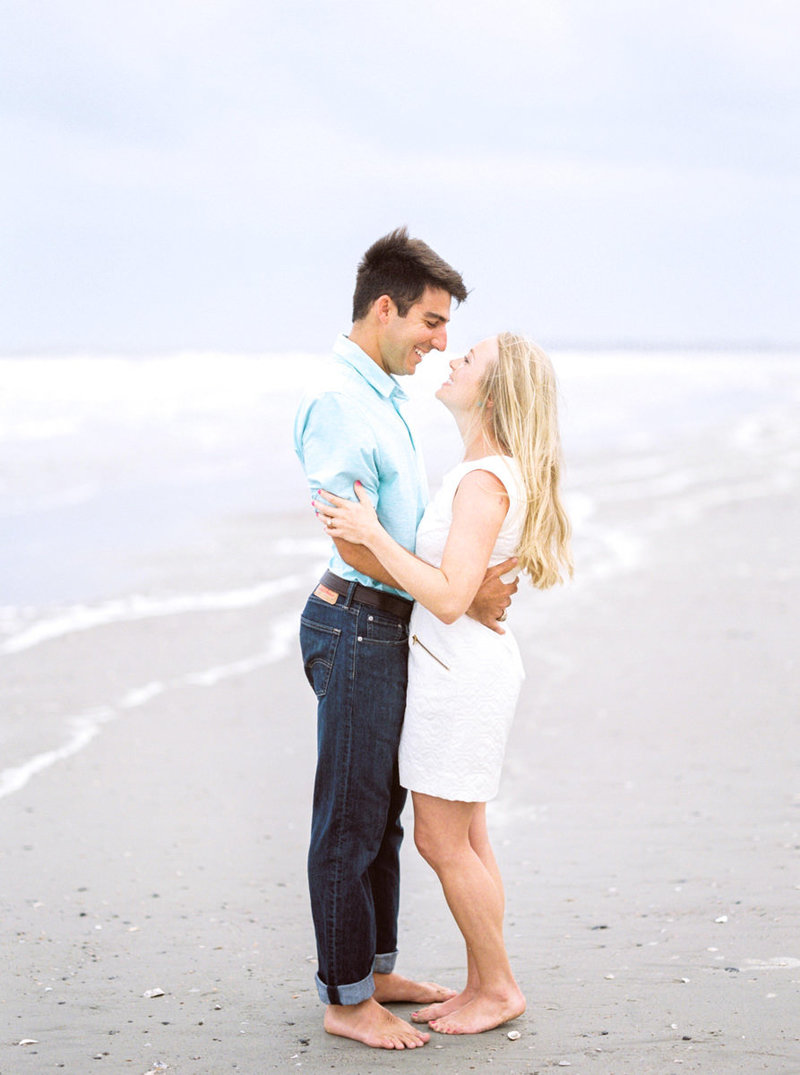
[398,455,526,802]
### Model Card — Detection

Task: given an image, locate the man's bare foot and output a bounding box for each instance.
[324,997,430,1049]
[411,985,477,1023]
[429,988,526,1035]
[373,971,456,1006]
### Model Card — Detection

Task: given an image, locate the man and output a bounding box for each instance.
[294,228,517,1049]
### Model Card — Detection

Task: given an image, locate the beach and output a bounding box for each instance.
[1,350,799,1073]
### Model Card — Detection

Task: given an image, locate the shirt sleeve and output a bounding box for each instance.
[295,391,380,506]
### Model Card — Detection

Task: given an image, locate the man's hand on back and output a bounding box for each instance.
[466,557,519,635]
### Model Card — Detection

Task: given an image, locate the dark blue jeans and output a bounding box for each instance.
[300,584,410,1004]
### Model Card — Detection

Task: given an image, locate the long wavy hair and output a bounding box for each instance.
[477,333,573,588]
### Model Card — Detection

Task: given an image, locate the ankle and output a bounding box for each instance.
[327,997,373,1014]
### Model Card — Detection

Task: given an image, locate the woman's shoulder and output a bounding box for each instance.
[455,455,521,497]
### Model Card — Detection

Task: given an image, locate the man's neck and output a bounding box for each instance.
[347,321,386,372]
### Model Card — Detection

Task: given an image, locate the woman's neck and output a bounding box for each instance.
[455,411,501,461]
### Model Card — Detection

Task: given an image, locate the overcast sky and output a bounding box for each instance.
[2,0,798,354]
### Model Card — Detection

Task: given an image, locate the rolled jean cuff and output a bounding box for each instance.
[315,969,374,1006]
[372,950,398,975]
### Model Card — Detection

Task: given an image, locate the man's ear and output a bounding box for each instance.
[374,294,395,324]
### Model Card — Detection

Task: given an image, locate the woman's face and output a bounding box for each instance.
[436,335,499,415]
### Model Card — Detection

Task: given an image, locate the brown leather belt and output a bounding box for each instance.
[319,570,413,622]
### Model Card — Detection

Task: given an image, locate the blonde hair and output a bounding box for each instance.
[478,333,573,588]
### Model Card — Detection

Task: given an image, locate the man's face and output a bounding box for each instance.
[378,286,452,377]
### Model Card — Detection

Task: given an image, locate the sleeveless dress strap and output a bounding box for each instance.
[453,455,519,500]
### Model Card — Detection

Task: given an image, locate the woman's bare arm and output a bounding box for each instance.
[333,533,518,633]
[318,472,509,624]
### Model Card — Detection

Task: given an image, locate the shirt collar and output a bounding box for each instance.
[333,334,408,402]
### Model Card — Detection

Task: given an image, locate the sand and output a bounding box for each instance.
[1,476,798,1074]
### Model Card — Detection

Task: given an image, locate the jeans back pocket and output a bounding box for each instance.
[300,617,342,699]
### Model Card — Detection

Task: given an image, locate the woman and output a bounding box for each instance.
[315,332,572,1035]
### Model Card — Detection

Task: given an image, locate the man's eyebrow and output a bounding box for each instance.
[422,311,449,324]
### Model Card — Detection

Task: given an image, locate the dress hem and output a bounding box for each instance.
[400,778,499,804]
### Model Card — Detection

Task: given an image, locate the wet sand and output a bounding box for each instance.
[2,478,799,1073]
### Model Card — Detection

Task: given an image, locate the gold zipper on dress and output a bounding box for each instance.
[411,634,450,671]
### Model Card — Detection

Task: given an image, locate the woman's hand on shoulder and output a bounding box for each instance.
[314,482,381,546]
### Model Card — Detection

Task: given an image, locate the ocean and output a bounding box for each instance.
[1,348,798,798]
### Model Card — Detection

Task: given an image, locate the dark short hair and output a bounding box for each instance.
[352,227,468,322]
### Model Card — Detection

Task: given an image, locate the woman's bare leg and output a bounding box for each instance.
[469,803,504,901]
[411,793,525,1034]
[412,806,494,1022]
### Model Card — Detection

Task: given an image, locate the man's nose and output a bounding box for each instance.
[431,325,448,351]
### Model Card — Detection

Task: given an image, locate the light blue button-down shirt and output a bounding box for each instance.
[294,334,429,597]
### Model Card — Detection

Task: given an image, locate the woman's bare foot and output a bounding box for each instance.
[429,988,526,1035]
[373,971,456,1005]
[324,997,430,1049]
[411,985,477,1023]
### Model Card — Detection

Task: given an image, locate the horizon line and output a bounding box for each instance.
[2,340,800,359]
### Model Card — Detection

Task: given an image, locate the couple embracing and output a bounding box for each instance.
[294,228,572,1050]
